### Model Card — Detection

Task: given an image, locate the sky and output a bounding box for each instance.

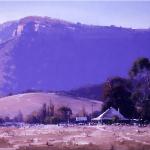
[0,1,150,29]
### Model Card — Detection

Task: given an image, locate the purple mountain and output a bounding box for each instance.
[0,16,150,95]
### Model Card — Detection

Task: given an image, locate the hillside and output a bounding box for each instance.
[0,16,150,94]
[0,92,102,118]
[63,84,105,101]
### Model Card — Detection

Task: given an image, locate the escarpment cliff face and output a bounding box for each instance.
[0,16,150,94]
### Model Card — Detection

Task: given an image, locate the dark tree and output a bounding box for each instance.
[103,77,135,118]
[141,100,150,120]
[129,57,150,78]
[58,106,72,122]
[38,103,47,124]
[129,57,150,120]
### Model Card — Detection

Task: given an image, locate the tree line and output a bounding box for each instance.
[102,57,150,121]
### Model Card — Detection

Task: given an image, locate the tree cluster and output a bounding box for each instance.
[25,101,73,124]
[103,57,150,121]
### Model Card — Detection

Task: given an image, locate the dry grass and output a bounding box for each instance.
[18,144,104,150]
[114,140,150,150]
[17,141,150,150]
[0,125,150,150]
[0,138,12,148]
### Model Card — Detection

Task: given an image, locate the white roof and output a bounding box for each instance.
[92,107,127,121]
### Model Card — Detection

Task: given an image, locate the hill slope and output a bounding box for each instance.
[0,92,102,118]
[0,16,150,94]
[63,84,105,101]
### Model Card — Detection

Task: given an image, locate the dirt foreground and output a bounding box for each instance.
[0,125,150,150]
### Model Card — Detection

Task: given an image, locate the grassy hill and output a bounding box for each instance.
[0,92,103,119]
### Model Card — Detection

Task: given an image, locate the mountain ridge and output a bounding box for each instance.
[1,16,150,45]
[0,16,150,95]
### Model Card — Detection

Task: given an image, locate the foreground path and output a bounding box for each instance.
[0,125,150,150]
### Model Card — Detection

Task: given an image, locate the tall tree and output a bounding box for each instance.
[38,103,47,124]
[129,57,150,120]
[103,77,135,118]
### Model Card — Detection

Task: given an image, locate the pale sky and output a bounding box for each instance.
[0,1,150,29]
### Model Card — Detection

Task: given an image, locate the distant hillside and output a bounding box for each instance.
[0,16,150,94]
[0,92,102,118]
[63,84,104,101]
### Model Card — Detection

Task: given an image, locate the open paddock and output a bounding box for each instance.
[0,125,149,150]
